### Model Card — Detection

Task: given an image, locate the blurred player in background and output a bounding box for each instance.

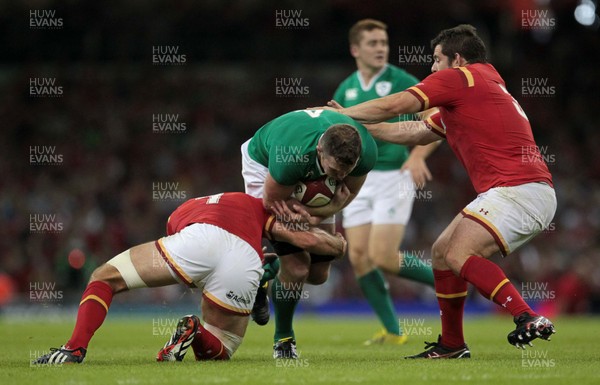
[32,192,347,364]
[328,24,556,358]
[333,19,439,345]
[241,109,377,358]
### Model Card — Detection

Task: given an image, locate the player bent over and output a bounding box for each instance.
[32,192,347,364]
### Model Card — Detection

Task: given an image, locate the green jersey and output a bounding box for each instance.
[247,109,377,186]
[333,64,418,170]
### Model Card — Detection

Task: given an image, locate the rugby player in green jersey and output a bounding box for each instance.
[241,109,377,358]
[333,19,440,345]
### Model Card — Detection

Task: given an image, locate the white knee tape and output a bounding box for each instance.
[203,322,243,358]
[106,249,147,289]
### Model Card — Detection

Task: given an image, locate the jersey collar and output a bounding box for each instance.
[356,64,388,92]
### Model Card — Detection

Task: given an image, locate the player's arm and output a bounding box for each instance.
[262,173,297,212]
[328,91,422,124]
[401,141,442,188]
[365,121,441,146]
[270,224,347,259]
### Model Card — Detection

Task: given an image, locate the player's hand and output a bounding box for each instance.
[330,182,351,209]
[261,246,278,261]
[401,156,432,189]
[327,100,343,109]
[336,232,348,259]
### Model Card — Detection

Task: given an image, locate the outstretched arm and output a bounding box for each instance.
[329,91,422,124]
[366,121,442,146]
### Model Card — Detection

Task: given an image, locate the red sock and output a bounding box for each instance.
[66,281,113,349]
[460,255,535,317]
[434,269,468,349]
[191,323,229,360]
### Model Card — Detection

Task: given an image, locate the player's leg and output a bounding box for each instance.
[454,184,557,348]
[33,241,178,364]
[405,213,472,359]
[343,178,403,345]
[160,234,262,361]
[345,224,403,344]
[271,247,310,358]
[370,169,433,284]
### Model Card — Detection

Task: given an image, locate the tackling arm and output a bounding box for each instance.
[270,225,347,259]
[366,121,442,146]
[333,91,423,124]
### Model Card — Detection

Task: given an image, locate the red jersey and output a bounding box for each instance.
[166,192,276,261]
[407,63,553,193]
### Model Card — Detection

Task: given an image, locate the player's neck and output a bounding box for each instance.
[356,64,386,88]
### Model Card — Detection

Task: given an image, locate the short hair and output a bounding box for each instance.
[321,124,362,167]
[349,19,387,46]
[430,24,487,64]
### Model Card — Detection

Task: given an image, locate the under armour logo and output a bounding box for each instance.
[479,208,489,215]
[502,296,512,308]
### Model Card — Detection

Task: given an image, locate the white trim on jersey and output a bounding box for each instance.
[356,64,388,91]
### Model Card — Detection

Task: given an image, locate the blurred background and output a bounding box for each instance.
[0,0,599,317]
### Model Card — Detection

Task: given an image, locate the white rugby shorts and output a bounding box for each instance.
[461,182,557,256]
[155,223,263,315]
[343,169,415,228]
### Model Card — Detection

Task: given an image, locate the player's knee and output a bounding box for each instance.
[443,252,465,275]
[306,269,329,285]
[431,239,448,266]
[88,265,126,293]
[279,262,310,283]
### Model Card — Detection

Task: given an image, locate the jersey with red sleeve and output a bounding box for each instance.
[406,63,553,193]
[166,192,276,260]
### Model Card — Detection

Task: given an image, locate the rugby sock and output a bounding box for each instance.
[66,281,113,349]
[191,323,229,360]
[434,269,468,349]
[460,255,534,317]
[260,258,280,286]
[272,276,299,342]
[397,252,435,287]
[358,269,400,335]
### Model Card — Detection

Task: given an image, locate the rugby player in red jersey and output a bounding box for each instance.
[326,24,556,358]
[32,192,347,364]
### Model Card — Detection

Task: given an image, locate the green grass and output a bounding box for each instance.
[2,314,599,385]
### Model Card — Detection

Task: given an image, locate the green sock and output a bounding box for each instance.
[358,269,400,335]
[398,252,435,287]
[260,258,280,286]
[272,276,300,342]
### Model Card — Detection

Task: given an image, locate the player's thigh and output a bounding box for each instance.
[107,242,178,288]
[444,217,500,273]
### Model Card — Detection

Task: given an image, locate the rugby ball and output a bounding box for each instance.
[294,176,337,207]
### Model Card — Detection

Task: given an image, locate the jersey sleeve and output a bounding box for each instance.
[267,147,304,186]
[406,67,474,110]
[332,83,345,107]
[424,112,446,139]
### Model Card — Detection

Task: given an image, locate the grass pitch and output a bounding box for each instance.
[2,314,599,385]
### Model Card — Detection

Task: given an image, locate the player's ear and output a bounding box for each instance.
[350,44,360,58]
